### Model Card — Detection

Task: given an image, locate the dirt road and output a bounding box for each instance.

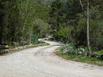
[0,40,103,77]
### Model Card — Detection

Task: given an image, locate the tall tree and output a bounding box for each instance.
[86,0,91,52]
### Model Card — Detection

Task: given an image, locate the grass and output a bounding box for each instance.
[56,49,103,66]
[96,50,103,55]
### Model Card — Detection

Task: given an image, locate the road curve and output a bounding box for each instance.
[0,40,103,77]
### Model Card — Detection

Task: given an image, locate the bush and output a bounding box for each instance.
[77,47,89,56]
[62,43,91,56]
[62,43,76,54]
[61,43,103,60]
[54,26,72,43]
[96,50,103,60]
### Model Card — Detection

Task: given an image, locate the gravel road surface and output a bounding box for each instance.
[0,40,103,77]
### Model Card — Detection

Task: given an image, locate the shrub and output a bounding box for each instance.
[54,26,72,43]
[62,43,90,56]
[96,50,103,60]
[62,43,77,55]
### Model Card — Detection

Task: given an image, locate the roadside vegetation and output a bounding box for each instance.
[56,44,103,66]
[0,41,49,55]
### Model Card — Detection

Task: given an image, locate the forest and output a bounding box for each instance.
[0,0,103,60]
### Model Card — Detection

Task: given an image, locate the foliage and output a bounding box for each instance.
[54,26,72,42]
[0,0,49,47]
[60,42,103,61]
[49,0,103,51]
[61,43,89,56]
[56,50,103,66]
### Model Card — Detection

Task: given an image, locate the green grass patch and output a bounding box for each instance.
[96,50,103,55]
[56,49,103,66]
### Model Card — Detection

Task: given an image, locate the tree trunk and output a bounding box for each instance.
[87,0,91,52]
[79,0,84,11]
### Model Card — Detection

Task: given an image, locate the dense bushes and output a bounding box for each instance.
[61,44,88,56]
[49,0,103,51]
[54,26,72,42]
[61,44,103,60]
[0,0,49,47]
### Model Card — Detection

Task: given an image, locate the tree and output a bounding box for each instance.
[0,0,49,47]
[49,0,63,32]
[86,0,91,52]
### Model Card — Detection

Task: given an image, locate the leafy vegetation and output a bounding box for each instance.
[0,0,49,46]
[56,45,103,66]
[49,0,103,50]
[56,50,103,66]
[49,0,103,61]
